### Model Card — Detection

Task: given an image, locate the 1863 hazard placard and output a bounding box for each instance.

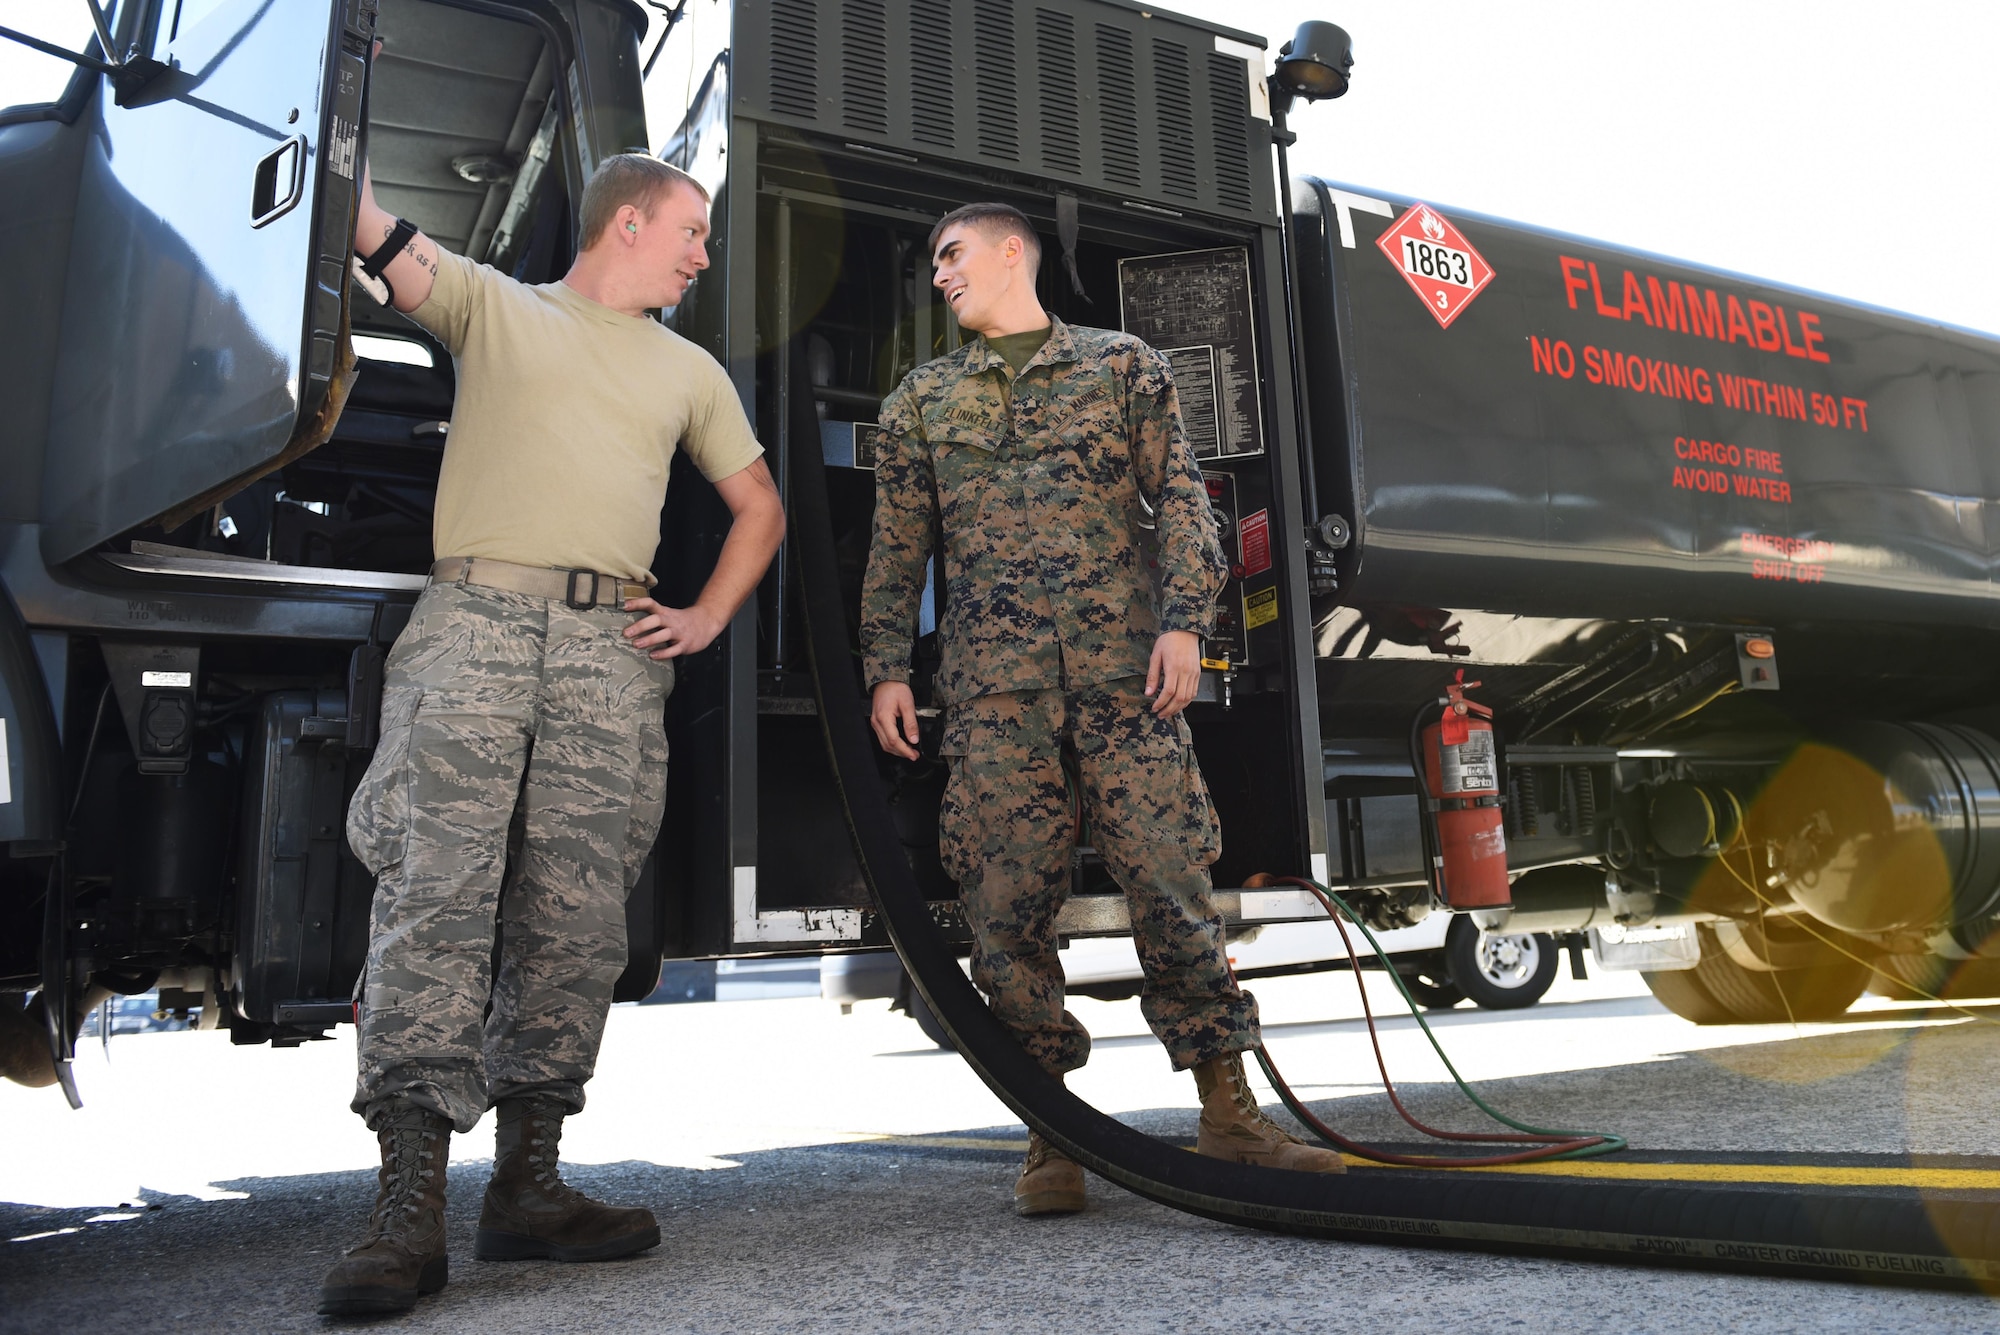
[1375,203,1494,329]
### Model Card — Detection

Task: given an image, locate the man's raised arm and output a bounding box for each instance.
[353,160,441,314]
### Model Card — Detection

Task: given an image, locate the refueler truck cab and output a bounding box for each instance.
[9,0,2000,1112]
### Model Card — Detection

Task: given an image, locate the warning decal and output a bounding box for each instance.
[1375,203,1495,329]
[1237,509,1272,577]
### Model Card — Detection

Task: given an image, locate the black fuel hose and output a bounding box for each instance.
[783,346,2000,1290]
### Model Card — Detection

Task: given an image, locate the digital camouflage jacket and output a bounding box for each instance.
[859,317,1228,706]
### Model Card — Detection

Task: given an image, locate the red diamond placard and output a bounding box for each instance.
[1374,203,1494,329]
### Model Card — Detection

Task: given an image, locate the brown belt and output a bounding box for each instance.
[429,557,648,609]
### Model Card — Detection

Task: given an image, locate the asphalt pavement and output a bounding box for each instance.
[5,967,2000,1332]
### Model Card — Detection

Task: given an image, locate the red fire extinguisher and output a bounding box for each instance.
[1418,671,1511,909]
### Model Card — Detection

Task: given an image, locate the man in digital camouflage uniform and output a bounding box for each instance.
[862,203,1345,1218]
[319,153,784,1316]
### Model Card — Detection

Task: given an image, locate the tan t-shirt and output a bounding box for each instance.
[407,248,762,583]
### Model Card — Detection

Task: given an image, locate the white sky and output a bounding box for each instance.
[0,3,102,104]
[6,1,1996,333]
[1226,0,2000,334]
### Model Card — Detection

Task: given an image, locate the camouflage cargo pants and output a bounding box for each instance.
[939,677,1259,1075]
[345,582,671,1132]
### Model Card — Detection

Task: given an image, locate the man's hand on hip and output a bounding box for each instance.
[623,598,724,659]
[1146,630,1202,718]
[871,682,922,760]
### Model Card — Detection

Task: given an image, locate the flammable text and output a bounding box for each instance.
[1558,255,1829,363]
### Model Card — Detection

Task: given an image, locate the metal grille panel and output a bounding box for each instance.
[1035,9,1081,176]
[840,0,889,134]
[1095,22,1141,190]
[768,0,820,119]
[1152,38,1197,201]
[972,0,1021,161]
[909,0,956,146]
[736,0,1273,223]
[1207,51,1253,212]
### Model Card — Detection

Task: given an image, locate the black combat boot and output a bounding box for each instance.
[475,1095,661,1262]
[318,1104,453,1316]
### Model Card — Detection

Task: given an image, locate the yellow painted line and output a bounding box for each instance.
[860,1135,2000,1189]
[1349,1156,2000,1190]
[854,1134,2000,1190]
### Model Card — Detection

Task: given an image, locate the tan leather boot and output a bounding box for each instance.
[1014,1130,1086,1216]
[475,1095,661,1261]
[1193,1052,1347,1173]
[318,1104,453,1315]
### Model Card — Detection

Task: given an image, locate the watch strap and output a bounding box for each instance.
[360,216,418,280]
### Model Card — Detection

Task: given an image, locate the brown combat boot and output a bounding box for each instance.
[475,1095,661,1261]
[1193,1052,1347,1173]
[1014,1130,1086,1216]
[318,1104,453,1316]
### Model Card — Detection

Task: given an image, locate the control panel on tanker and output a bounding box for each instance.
[1117,246,1279,673]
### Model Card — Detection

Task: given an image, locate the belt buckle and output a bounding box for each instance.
[565,568,600,610]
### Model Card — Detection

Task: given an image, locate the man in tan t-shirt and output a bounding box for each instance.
[319,153,783,1318]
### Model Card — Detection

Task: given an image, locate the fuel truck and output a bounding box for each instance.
[5,0,2000,1108]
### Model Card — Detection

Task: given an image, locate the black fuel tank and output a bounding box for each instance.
[1294,177,2000,631]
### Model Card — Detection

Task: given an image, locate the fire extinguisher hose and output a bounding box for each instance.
[1256,876,1626,1167]
[1408,703,1442,900]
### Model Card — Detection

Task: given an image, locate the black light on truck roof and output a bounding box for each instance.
[1274,20,1352,102]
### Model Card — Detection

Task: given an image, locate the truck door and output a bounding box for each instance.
[38,0,373,565]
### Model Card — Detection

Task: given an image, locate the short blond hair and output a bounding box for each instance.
[578,154,709,248]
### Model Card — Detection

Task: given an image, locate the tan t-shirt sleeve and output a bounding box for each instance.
[677,357,764,483]
[404,248,483,356]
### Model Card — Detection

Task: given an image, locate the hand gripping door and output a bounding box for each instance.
[39,0,375,564]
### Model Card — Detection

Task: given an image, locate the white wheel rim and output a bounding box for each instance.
[1475,932,1540,989]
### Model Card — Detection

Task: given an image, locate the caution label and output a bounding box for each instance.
[1375,203,1494,329]
[1237,509,1272,577]
[1244,586,1279,630]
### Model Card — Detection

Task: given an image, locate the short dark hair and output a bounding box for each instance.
[578,154,709,249]
[928,203,1042,277]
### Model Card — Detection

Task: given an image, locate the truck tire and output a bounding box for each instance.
[1644,923,1868,1024]
[1640,966,1738,1025]
[1867,952,1947,1001]
[1444,917,1558,1010]
[1941,959,2000,999]
[1397,955,1466,1010]
[1869,953,2000,1002]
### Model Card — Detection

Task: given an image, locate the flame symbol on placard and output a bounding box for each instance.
[1420,208,1445,241]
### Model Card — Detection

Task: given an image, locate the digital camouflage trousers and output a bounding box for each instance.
[939,677,1259,1075]
[345,582,671,1132]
